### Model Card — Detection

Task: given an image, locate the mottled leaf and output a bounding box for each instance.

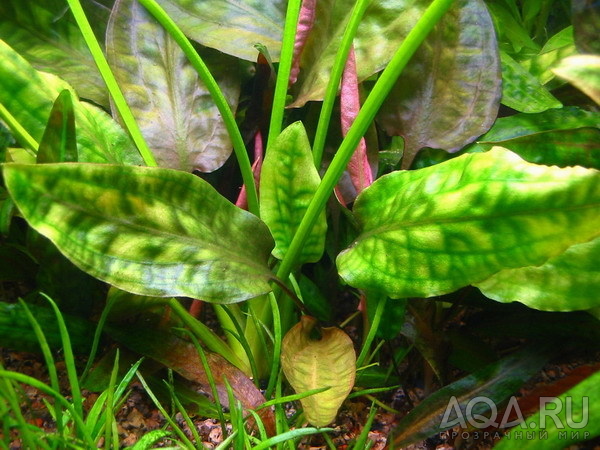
[572,0,600,54]
[2,163,275,303]
[260,122,326,263]
[377,0,501,169]
[289,0,429,107]
[392,346,553,447]
[107,0,240,172]
[0,0,109,106]
[157,0,285,62]
[37,90,78,163]
[463,107,600,168]
[281,316,356,427]
[0,40,142,164]
[495,370,600,449]
[500,51,562,113]
[553,55,600,105]
[476,237,600,312]
[337,147,600,299]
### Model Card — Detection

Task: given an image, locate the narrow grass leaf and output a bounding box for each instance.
[130,430,173,449]
[3,163,274,303]
[253,427,333,450]
[337,147,600,299]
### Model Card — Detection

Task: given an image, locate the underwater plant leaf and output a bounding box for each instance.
[289,0,429,107]
[500,51,562,113]
[337,147,600,299]
[37,90,78,163]
[476,237,600,311]
[107,0,240,172]
[281,316,356,427]
[377,0,501,169]
[260,122,326,263]
[0,40,141,164]
[572,0,600,54]
[392,346,553,447]
[552,54,600,105]
[3,163,275,303]
[463,107,600,168]
[0,0,109,106]
[157,0,285,62]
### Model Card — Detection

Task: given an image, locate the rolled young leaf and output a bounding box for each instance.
[281,316,356,427]
[260,121,326,264]
[3,163,275,303]
[107,0,240,172]
[337,147,600,299]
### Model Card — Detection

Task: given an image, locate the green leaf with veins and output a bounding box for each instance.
[0,0,109,107]
[2,163,275,304]
[0,40,141,164]
[337,147,600,299]
[107,0,240,172]
[500,51,562,113]
[157,0,286,62]
[462,107,600,169]
[377,0,501,169]
[476,236,600,311]
[260,122,326,264]
[290,0,428,107]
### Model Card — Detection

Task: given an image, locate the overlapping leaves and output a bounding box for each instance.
[337,147,600,299]
[2,163,275,303]
[107,0,240,172]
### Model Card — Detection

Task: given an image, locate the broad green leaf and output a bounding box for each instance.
[572,0,600,54]
[289,0,429,107]
[0,40,142,165]
[500,51,562,113]
[260,122,326,263]
[37,90,78,163]
[520,26,576,86]
[107,0,240,172]
[158,0,285,62]
[2,163,275,303]
[476,237,600,311]
[391,346,553,447]
[337,147,600,299]
[553,55,600,105]
[0,0,109,107]
[377,0,501,169]
[463,107,600,168]
[495,370,600,449]
[281,316,356,427]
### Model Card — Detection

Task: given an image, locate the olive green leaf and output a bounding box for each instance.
[377,0,501,169]
[500,51,562,113]
[485,1,540,56]
[281,316,356,427]
[476,237,600,311]
[2,163,275,303]
[260,122,326,264]
[337,147,600,299]
[0,40,142,165]
[37,90,78,163]
[553,55,600,105]
[289,0,429,107]
[392,345,553,447]
[463,107,600,169]
[157,0,285,62]
[495,370,600,449]
[0,0,109,107]
[107,0,240,172]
